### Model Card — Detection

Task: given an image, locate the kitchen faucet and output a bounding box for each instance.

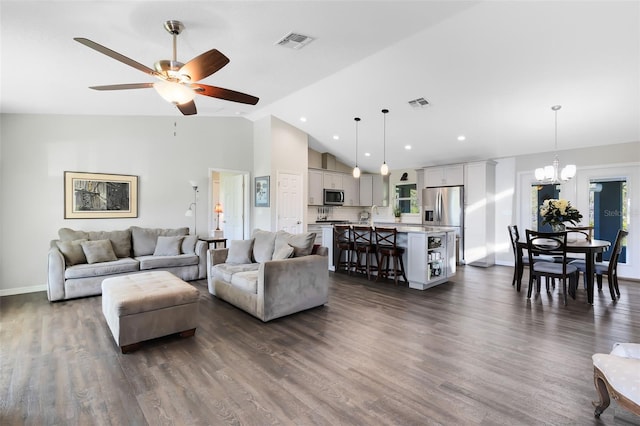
[370,205,378,227]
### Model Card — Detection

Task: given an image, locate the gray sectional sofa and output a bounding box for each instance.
[47,226,207,301]
[207,229,329,322]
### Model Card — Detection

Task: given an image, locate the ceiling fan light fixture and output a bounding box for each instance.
[153,80,196,105]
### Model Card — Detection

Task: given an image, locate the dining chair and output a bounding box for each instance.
[525,229,579,305]
[374,227,408,285]
[352,226,377,280]
[570,229,628,301]
[566,225,594,242]
[508,225,555,290]
[333,225,354,274]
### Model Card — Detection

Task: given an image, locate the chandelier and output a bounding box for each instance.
[535,105,576,183]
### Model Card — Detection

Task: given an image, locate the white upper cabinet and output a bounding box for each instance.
[424,164,464,187]
[308,169,323,205]
[342,175,358,206]
[359,175,373,206]
[323,172,343,189]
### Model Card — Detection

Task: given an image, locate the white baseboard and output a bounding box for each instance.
[0,284,46,297]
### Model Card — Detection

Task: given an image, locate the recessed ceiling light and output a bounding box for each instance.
[404,145,412,150]
[333,135,339,140]
[457,135,466,141]
[364,152,371,157]
[300,117,307,122]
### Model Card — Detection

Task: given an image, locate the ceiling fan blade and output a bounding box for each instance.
[74,37,160,77]
[180,49,229,82]
[177,100,197,116]
[89,83,154,91]
[192,84,259,105]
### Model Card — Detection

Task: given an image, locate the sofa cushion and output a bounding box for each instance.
[56,239,88,265]
[81,239,118,264]
[65,258,140,279]
[227,239,255,264]
[272,245,294,260]
[230,271,259,294]
[137,254,199,270]
[181,235,198,254]
[153,235,184,256]
[275,230,316,257]
[211,263,260,283]
[130,226,189,256]
[59,228,132,258]
[251,229,276,262]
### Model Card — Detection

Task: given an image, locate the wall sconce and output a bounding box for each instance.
[184,182,198,235]
[214,202,223,230]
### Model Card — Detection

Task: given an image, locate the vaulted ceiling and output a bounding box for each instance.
[1,1,638,172]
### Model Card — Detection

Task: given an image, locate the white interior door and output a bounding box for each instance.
[277,172,303,233]
[221,173,245,240]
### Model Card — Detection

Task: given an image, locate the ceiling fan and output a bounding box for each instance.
[74,20,259,116]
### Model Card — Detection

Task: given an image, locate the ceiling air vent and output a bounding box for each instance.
[408,97,430,109]
[275,32,314,49]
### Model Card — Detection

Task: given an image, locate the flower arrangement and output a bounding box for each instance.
[540,198,583,226]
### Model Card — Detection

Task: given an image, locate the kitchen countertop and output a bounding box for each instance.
[311,222,455,234]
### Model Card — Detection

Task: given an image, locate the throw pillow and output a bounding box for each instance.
[272,245,294,260]
[251,229,276,262]
[276,231,316,257]
[130,226,189,256]
[87,229,132,258]
[81,239,117,264]
[226,239,254,264]
[181,235,198,254]
[55,239,88,266]
[153,235,184,256]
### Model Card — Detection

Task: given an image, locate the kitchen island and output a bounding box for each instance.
[318,223,456,290]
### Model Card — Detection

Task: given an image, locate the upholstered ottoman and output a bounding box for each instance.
[102,271,199,353]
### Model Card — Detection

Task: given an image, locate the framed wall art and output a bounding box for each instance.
[255,176,270,207]
[64,171,138,218]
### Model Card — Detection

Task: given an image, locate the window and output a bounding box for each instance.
[590,179,628,262]
[395,183,419,213]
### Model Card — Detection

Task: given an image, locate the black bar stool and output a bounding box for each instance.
[333,225,354,274]
[374,227,408,285]
[353,225,377,280]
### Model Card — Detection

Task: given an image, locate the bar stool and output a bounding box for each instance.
[374,227,408,285]
[352,226,377,280]
[333,225,354,274]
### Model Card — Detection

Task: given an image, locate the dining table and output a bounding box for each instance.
[516,237,611,304]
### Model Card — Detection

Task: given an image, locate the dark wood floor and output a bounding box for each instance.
[1,265,639,425]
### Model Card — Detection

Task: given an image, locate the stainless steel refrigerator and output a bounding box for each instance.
[422,185,464,264]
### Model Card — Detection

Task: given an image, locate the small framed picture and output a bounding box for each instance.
[255,176,270,207]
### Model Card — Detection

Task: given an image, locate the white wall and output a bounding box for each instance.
[252,116,272,231]
[0,113,253,295]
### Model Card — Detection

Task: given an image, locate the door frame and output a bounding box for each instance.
[208,168,251,240]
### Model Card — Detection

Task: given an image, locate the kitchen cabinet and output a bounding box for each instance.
[406,230,454,290]
[464,160,496,267]
[372,174,388,207]
[359,175,373,206]
[342,175,358,206]
[424,164,464,187]
[323,172,343,189]
[308,169,323,205]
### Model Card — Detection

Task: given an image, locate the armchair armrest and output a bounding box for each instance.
[257,253,328,321]
[195,240,207,279]
[207,248,229,294]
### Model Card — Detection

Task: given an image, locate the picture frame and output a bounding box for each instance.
[255,176,270,207]
[64,171,138,219]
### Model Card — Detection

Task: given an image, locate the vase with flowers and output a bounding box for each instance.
[539,198,583,232]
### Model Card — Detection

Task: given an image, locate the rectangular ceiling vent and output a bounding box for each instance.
[275,32,314,49]
[408,97,430,109]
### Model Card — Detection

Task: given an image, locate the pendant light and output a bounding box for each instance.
[352,117,361,178]
[534,105,576,183]
[380,108,389,176]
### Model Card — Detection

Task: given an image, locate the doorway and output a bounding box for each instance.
[209,169,250,240]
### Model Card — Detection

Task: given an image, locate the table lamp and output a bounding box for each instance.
[214,202,223,230]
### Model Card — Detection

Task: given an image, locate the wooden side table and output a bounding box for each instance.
[198,237,227,249]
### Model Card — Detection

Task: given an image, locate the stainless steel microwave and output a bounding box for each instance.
[323,189,344,205]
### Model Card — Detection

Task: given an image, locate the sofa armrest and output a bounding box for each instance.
[257,253,329,322]
[47,246,66,301]
[195,240,207,279]
[207,248,229,294]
